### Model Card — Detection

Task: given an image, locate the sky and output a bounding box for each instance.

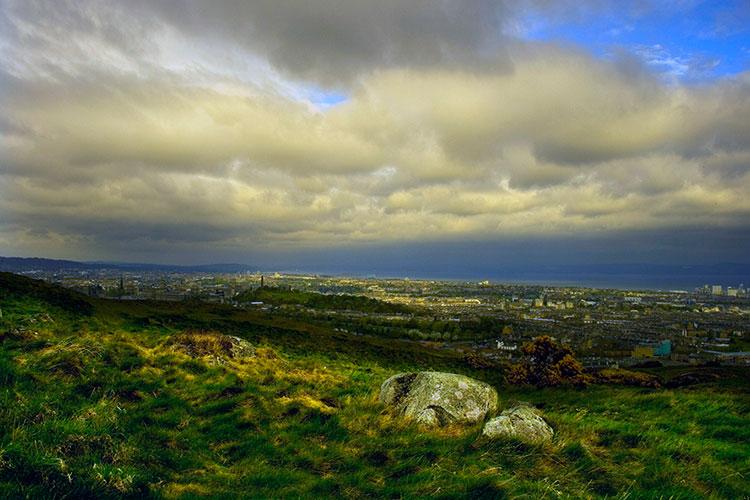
[0,0,749,274]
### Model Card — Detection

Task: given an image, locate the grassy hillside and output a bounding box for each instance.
[1,273,748,498]
[235,286,413,314]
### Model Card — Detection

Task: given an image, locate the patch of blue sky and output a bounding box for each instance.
[517,0,749,82]
[272,79,349,109]
[305,87,349,108]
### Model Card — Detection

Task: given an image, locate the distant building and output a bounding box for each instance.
[711,285,723,296]
[654,340,671,357]
[701,351,750,365]
[633,340,670,358]
[495,340,517,351]
[727,288,738,297]
[632,345,654,358]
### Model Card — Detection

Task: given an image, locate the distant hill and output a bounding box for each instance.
[236,286,413,314]
[0,256,253,274]
[0,257,96,272]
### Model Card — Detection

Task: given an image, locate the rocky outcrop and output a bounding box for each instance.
[379,371,498,426]
[170,331,255,364]
[482,404,553,443]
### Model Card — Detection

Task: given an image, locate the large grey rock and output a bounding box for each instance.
[482,404,553,443]
[379,371,498,426]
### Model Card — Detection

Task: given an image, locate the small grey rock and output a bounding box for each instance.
[225,335,256,358]
[482,404,553,443]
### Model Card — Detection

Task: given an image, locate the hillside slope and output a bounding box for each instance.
[0,274,748,498]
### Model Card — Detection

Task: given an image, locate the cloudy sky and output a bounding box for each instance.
[1,0,749,272]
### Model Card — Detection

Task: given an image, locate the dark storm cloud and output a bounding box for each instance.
[140,0,512,85]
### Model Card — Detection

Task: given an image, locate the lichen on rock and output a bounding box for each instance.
[482,404,553,443]
[379,371,498,426]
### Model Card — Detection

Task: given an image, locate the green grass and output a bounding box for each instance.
[1,273,749,498]
[235,285,413,314]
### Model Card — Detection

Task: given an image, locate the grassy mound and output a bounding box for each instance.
[167,330,256,363]
[592,367,662,388]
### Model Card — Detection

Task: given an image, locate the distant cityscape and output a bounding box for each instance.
[7,258,748,369]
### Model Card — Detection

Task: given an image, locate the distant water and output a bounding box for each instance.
[289,269,750,291]
[407,272,748,291]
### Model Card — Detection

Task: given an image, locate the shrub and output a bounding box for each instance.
[507,336,589,387]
